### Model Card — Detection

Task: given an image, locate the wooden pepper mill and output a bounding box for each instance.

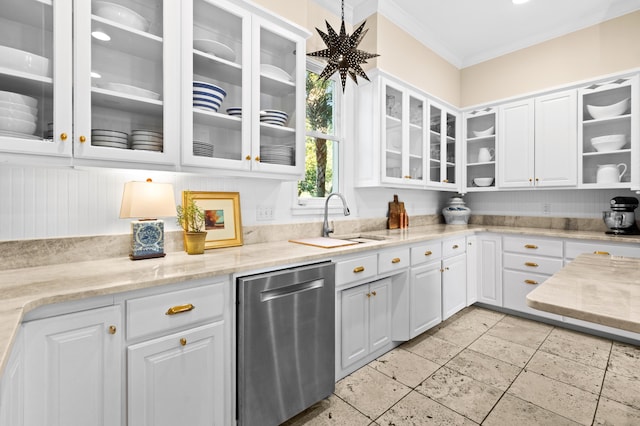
[388,195,409,229]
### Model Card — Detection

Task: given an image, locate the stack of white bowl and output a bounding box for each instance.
[261,145,294,165]
[193,81,226,112]
[0,90,38,137]
[131,130,163,151]
[92,129,129,149]
[260,109,288,126]
[193,140,214,157]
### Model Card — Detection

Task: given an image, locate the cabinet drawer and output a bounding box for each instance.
[335,254,378,286]
[127,282,225,340]
[503,236,563,257]
[411,241,442,265]
[378,247,410,274]
[503,252,563,275]
[565,240,640,260]
[443,237,466,258]
[503,270,562,320]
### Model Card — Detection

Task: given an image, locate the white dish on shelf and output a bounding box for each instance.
[97,82,161,100]
[193,39,236,62]
[92,135,129,144]
[131,135,163,144]
[193,104,220,112]
[587,98,630,119]
[473,177,494,187]
[93,1,149,32]
[0,45,50,77]
[0,100,37,115]
[260,64,292,82]
[0,91,38,108]
[92,140,129,149]
[0,106,36,122]
[0,116,36,134]
[193,98,221,110]
[92,129,128,138]
[0,129,41,140]
[591,134,627,152]
[472,126,494,137]
[132,129,162,137]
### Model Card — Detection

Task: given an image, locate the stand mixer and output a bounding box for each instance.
[603,196,640,235]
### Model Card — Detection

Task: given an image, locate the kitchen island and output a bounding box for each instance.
[527,253,640,333]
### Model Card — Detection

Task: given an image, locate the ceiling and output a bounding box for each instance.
[311,0,640,68]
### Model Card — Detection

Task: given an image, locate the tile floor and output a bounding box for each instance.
[283,306,640,425]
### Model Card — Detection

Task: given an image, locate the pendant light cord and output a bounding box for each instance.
[341,0,345,21]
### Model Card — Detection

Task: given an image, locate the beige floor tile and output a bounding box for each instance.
[375,391,478,425]
[468,333,535,368]
[445,348,521,391]
[525,350,605,394]
[334,366,411,421]
[539,328,611,370]
[282,395,371,426]
[601,370,640,410]
[460,307,505,324]
[370,348,440,388]
[486,315,552,349]
[593,397,640,426]
[415,366,502,423]
[402,335,464,365]
[608,341,640,379]
[431,321,487,347]
[483,394,581,426]
[507,370,598,425]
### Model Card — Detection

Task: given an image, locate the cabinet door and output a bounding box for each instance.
[0,329,23,426]
[442,254,467,320]
[503,270,562,321]
[428,101,458,188]
[23,305,121,426]
[535,90,577,187]
[410,261,442,338]
[476,235,503,306]
[498,99,535,187]
[369,278,392,352]
[341,284,370,368]
[0,0,72,158]
[128,322,225,426]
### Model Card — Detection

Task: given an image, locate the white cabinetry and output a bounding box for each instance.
[409,241,443,338]
[464,107,497,191]
[0,329,23,426]
[442,251,467,320]
[578,75,638,188]
[474,233,503,306]
[22,305,122,426]
[428,100,459,189]
[498,89,577,188]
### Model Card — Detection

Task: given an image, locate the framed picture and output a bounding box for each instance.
[182,191,243,249]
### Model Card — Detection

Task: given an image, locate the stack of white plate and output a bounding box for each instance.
[260,109,288,126]
[226,107,242,117]
[193,81,226,112]
[131,130,163,151]
[193,140,214,157]
[92,129,129,149]
[0,90,38,138]
[261,145,294,165]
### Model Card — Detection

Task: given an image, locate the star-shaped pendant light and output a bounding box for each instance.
[307,0,379,92]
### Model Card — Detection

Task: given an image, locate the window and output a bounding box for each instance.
[298,65,342,202]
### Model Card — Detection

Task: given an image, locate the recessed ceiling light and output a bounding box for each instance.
[513,0,530,4]
[91,31,111,41]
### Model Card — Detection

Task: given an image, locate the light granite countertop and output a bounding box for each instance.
[527,253,640,333]
[1,223,640,374]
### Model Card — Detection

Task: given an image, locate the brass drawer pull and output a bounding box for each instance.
[424,250,433,256]
[594,251,610,255]
[524,244,538,249]
[353,266,365,273]
[391,257,401,264]
[524,262,539,267]
[166,303,195,315]
[452,244,459,249]
[524,279,538,285]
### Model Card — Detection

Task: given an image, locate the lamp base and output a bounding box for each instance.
[129,252,167,261]
[129,220,167,261]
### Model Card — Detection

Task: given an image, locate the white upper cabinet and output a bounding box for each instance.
[0,0,73,159]
[427,100,459,190]
[464,107,497,191]
[181,0,306,178]
[498,89,577,188]
[578,74,638,189]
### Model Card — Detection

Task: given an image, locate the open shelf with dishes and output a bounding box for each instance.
[464,107,497,191]
[578,75,638,188]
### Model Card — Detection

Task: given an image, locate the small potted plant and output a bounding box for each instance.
[176,193,207,254]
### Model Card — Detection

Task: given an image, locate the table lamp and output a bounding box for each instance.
[119,178,176,260]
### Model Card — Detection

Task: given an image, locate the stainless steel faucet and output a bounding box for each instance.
[323,193,350,237]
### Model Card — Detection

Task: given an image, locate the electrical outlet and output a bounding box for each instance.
[256,206,274,221]
[543,203,551,215]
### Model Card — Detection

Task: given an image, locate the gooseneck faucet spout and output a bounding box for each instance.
[323,193,350,237]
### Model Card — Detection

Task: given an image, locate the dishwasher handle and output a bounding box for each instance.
[260,278,325,302]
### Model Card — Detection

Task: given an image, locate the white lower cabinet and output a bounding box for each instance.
[475,234,502,306]
[442,253,467,320]
[341,277,392,369]
[409,260,442,337]
[0,329,23,426]
[128,322,225,426]
[22,305,122,426]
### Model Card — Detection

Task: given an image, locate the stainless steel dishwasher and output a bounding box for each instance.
[237,261,335,426]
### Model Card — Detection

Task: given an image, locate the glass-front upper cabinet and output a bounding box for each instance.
[464,107,497,191]
[382,80,425,186]
[428,100,458,189]
[73,0,179,166]
[0,0,72,159]
[578,74,638,189]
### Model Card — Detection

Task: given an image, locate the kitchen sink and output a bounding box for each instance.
[334,234,389,244]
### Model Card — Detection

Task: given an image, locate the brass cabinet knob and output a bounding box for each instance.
[366,293,371,298]
[445,267,450,271]
[535,178,539,182]
[404,175,411,179]
[180,338,187,346]
[255,156,260,162]
[60,132,68,141]
[166,303,195,315]
[391,257,401,264]
[440,268,445,272]
[108,325,117,335]
[372,291,377,296]
[79,135,86,143]
[353,266,365,273]
[443,179,449,183]
[245,155,251,160]
[529,178,533,182]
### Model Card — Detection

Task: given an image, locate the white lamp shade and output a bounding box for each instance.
[120,180,176,219]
